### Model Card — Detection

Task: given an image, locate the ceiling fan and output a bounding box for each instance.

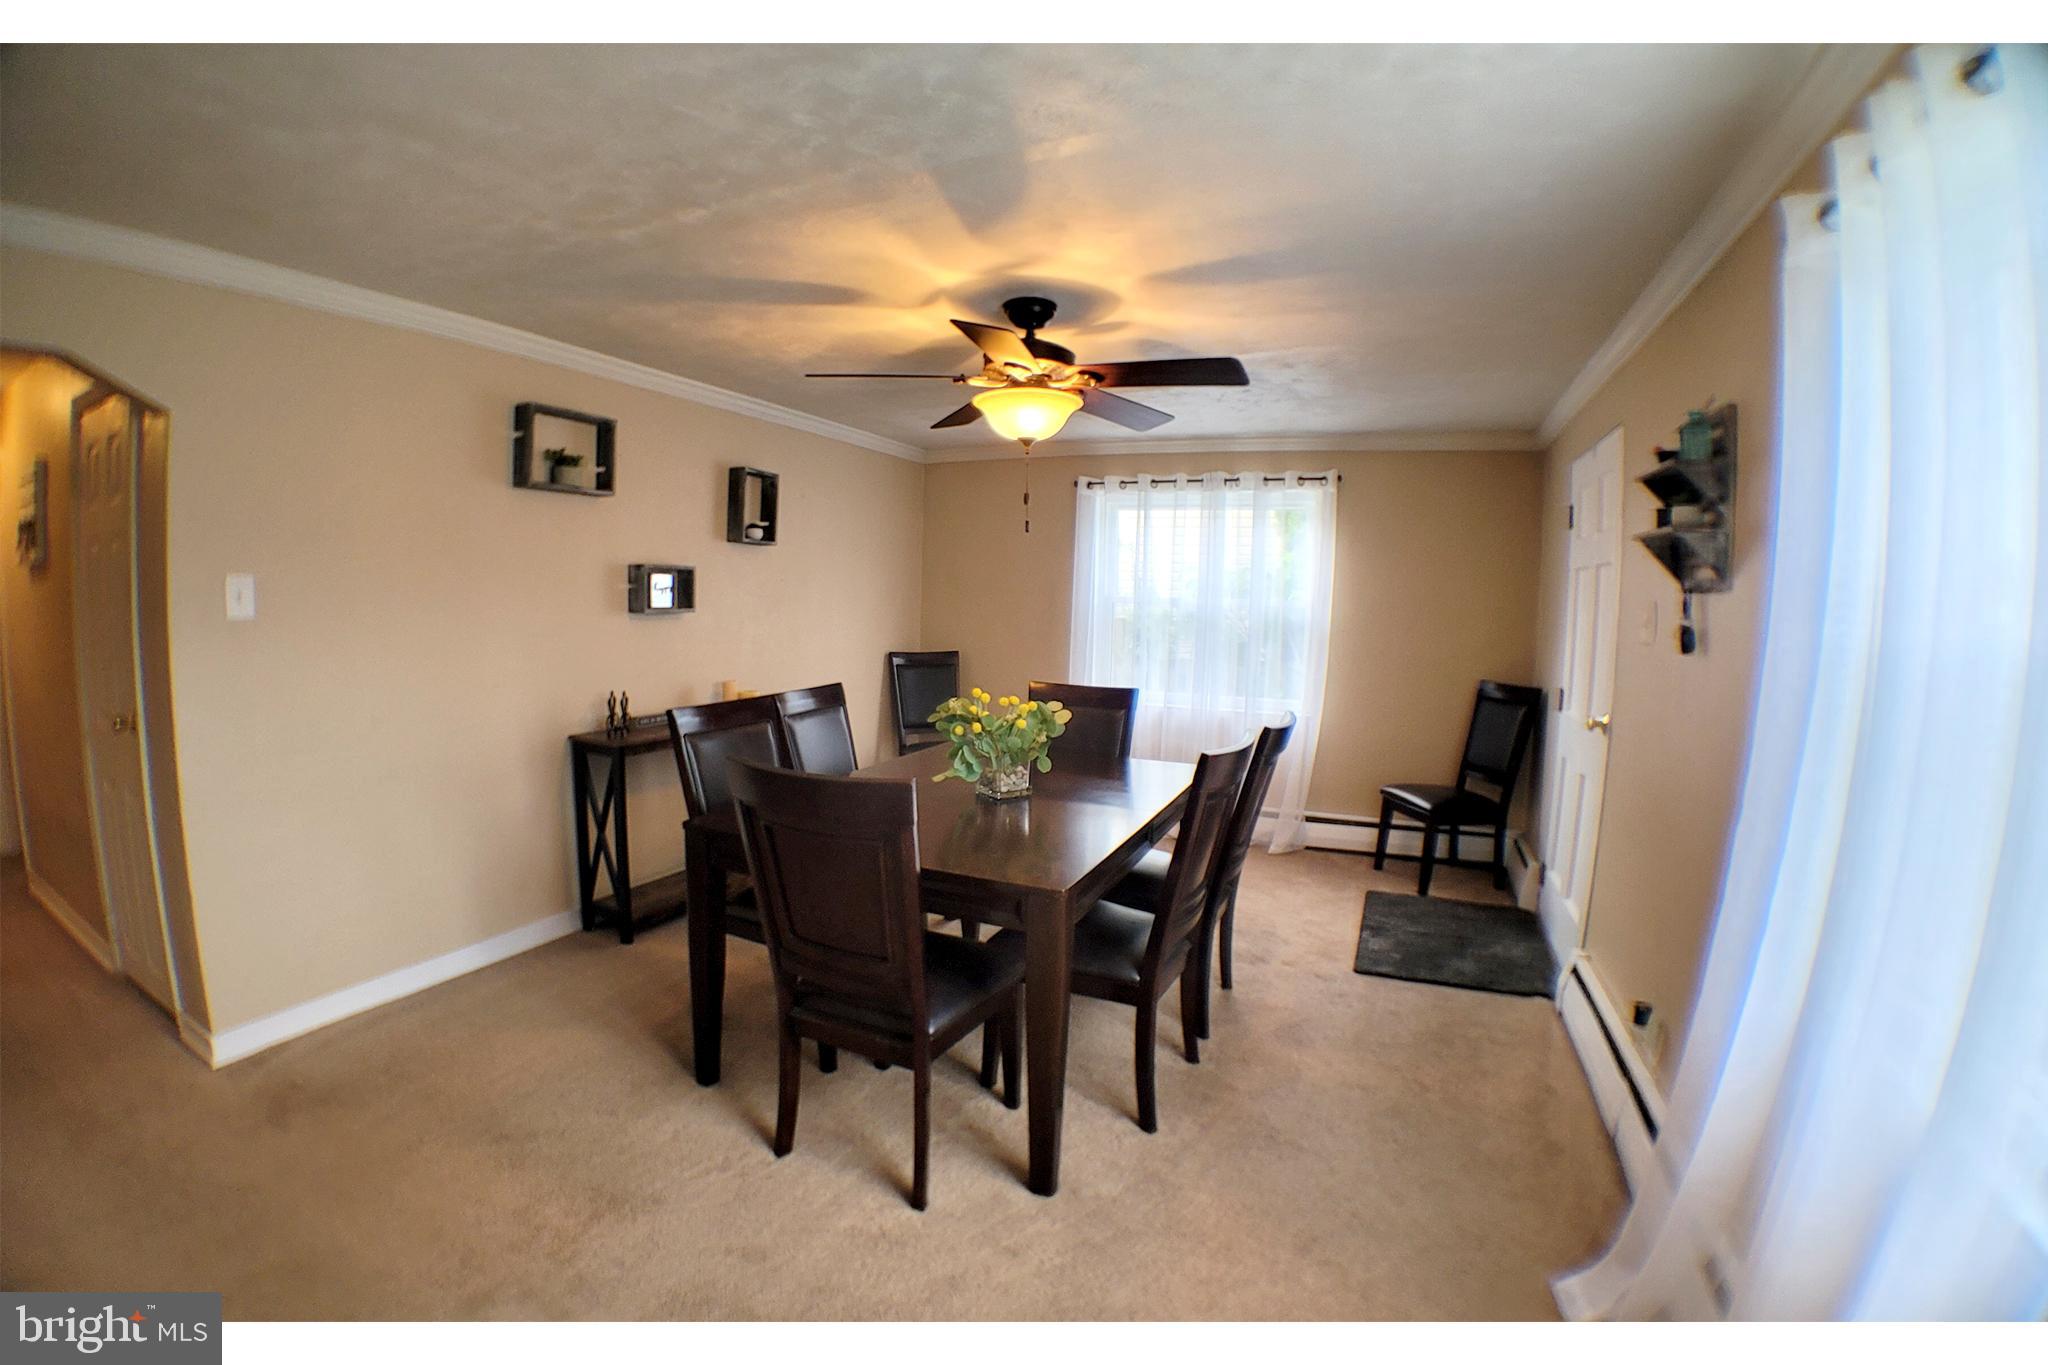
[806,295,1249,451]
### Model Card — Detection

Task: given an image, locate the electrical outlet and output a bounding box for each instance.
[225,573,257,621]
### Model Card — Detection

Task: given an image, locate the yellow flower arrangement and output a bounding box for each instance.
[927,687,1074,792]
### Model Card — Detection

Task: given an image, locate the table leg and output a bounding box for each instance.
[571,748,597,932]
[610,752,634,945]
[1022,889,1074,1197]
[686,826,728,1086]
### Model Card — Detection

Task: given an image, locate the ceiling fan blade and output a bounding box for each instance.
[1080,388,1174,432]
[951,319,1036,368]
[804,372,963,379]
[1079,357,1249,388]
[930,401,984,429]
[1024,335,1077,366]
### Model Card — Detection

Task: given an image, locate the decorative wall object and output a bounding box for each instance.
[726,466,779,545]
[627,563,694,615]
[14,458,48,569]
[1636,403,1736,654]
[513,402,615,496]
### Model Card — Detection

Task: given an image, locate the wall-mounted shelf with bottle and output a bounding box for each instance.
[1637,404,1735,655]
[1636,404,1736,594]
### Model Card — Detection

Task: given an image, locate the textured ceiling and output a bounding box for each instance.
[0,44,1819,452]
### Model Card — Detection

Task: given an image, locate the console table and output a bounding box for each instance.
[569,721,689,944]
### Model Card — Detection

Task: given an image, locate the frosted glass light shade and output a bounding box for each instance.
[971,386,1083,446]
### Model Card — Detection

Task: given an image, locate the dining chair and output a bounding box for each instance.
[775,683,859,775]
[1028,680,1139,762]
[1107,713,1296,1040]
[1000,738,1251,1133]
[665,695,791,948]
[727,760,1023,1211]
[886,650,960,755]
[1372,680,1544,896]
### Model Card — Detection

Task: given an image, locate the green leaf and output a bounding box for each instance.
[1035,755,1052,773]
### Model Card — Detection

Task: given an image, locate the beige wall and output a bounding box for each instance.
[0,355,105,932]
[921,447,1544,819]
[1532,195,1790,1086]
[0,246,925,1032]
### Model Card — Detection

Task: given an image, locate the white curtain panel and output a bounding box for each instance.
[1069,471,1337,850]
[1554,45,2047,1320]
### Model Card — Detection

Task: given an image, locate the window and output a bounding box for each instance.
[1069,471,1336,849]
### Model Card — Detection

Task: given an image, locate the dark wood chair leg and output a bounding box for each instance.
[1417,822,1439,897]
[817,1042,838,1073]
[1220,885,1238,992]
[1135,998,1159,1134]
[1493,822,1510,889]
[1000,992,1021,1110]
[959,918,982,943]
[773,1019,801,1157]
[1188,906,1216,1040]
[1180,974,1201,1065]
[1372,796,1394,870]
[1450,824,1461,864]
[910,1054,931,1211]
[978,1020,999,1090]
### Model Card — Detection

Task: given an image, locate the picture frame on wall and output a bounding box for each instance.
[15,458,48,570]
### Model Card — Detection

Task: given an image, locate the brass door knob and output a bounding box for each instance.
[1585,713,1611,733]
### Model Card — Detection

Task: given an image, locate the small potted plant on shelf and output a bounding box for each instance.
[928,687,1072,801]
[543,446,585,485]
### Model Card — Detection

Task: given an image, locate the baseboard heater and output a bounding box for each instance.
[1566,964,1659,1142]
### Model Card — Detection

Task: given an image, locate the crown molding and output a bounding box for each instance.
[1535,43,1898,447]
[0,203,926,463]
[925,428,1542,464]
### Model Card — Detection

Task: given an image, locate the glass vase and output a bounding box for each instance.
[974,762,1032,802]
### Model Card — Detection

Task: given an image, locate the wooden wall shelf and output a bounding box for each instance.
[513,402,616,496]
[727,467,779,545]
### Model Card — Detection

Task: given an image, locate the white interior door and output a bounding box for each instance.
[1540,427,1624,953]
[73,389,177,1013]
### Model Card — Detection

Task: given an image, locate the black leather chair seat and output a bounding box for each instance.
[1106,847,1171,912]
[1379,782,1501,822]
[1067,899,1156,987]
[793,932,1026,1041]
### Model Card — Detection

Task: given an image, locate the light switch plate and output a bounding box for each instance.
[1638,597,1658,645]
[225,573,257,621]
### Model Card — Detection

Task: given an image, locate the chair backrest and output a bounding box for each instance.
[1142,739,1254,976]
[1029,680,1139,762]
[1456,681,1546,807]
[728,760,928,1026]
[666,696,791,819]
[776,683,859,776]
[1210,712,1297,911]
[887,650,960,755]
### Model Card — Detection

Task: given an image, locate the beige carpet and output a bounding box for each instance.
[0,850,1623,1319]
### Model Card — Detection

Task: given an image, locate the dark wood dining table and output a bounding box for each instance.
[683,744,1194,1196]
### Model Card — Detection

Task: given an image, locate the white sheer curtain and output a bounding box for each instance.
[1555,46,2048,1320]
[1069,470,1337,850]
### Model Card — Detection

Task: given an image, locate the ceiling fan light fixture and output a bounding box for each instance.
[971,385,1083,448]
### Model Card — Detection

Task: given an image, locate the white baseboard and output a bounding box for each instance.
[25,867,117,971]
[1557,957,1668,1200]
[199,909,580,1067]
[1510,836,1543,911]
[1536,876,1583,987]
